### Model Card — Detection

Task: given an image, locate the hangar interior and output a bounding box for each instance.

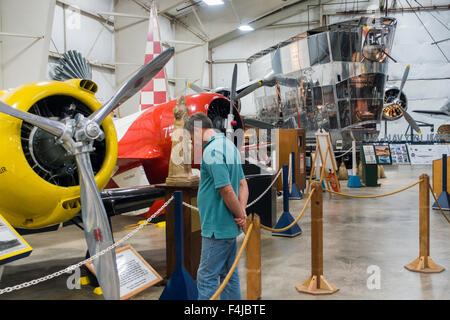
[0,0,449,300]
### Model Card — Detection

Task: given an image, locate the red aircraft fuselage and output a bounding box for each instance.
[113,92,244,186]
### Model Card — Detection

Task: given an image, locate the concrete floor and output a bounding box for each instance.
[0,165,448,300]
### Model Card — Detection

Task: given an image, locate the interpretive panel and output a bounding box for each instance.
[86,245,163,300]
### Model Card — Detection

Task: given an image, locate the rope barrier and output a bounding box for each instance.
[209,222,254,300]
[323,179,422,198]
[260,189,315,232]
[428,183,450,224]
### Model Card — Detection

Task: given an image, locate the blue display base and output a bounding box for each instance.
[347,175,362,188]
[159,267,198,300]
[289,184,303,200]
[432,191,450,211]
[272,211,302,237]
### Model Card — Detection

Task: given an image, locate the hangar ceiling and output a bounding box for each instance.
[152,0,308,45]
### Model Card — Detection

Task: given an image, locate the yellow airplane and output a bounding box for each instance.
[0,47,175,299]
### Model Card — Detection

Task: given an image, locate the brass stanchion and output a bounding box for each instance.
[296,182,339,295]
[246,214,262,300]
[405,174,445,273]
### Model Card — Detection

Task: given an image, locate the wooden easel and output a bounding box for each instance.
[306,131,340,195]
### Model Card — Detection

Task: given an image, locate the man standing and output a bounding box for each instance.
[184,112,248,300]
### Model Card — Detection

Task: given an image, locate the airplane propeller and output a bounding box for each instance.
[186,81,206,94]
[0,47,175,300]
[226,64,238,140]
[383,65,421,133]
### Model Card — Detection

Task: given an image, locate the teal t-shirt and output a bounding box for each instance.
[197,133,245,239]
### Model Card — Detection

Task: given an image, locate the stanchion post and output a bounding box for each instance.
[296,182,339,295]
[289,152,303,200]
[160,191,199,300]
[405,174,445,273]
[272,165,302,237]
[246,214,261,300]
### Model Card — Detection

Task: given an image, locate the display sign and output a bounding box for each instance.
[389,144,410,164]
[374,144,392,165]
[407,144,450,165]
[362,145,377,164]
[112,165,150,216]
[0,214,33,264]
[86,245,163,300]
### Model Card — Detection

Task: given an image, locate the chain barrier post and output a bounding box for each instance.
[296,182,339,295]
[432,154,450,210]
[405,174,445,273]
[246,214,261,300]
[272,165,302,237]
[289,152,303,200]
[160,191,199,300]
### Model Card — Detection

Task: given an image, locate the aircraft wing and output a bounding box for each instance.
[413,110,449,116]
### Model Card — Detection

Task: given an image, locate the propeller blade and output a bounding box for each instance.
[186,82,206,93]
[397,64,410,100]
[0,100,65,137]
[89,47,175,125]
[75,152,120,300]
[229,64,238,114]
[274,75,299,87]
[403,109,422,133]
[235,81,262,100]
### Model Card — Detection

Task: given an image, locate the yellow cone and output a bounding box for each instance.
[93,287,103,296]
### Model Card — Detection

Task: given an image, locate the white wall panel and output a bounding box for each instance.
[0,0,55,89]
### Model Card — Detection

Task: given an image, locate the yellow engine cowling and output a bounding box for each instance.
[0,79,117,229]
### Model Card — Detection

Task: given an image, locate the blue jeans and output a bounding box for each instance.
[197,236,241,300]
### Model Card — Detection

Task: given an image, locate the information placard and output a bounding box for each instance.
[374,144,392,165]
[86,245,163,300]
[362,145,377,164]
[407,144,450,165]
[389,144,410,164]
[0,214,33,264]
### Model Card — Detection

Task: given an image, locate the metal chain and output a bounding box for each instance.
[183,169,283,211]
[0,196,174,296]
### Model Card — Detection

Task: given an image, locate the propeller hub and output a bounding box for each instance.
[85,121,103,140]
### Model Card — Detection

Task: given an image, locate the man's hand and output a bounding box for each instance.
[234,208,247,234]
[220,185,248,234]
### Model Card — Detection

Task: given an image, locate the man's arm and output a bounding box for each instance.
[220,185,247,233]
[238,178,249,209]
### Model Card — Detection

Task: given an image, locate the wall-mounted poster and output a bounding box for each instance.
[389,144,410,164]
[407,144,450,165]
[362,145,377,164]
[374,144,392,165]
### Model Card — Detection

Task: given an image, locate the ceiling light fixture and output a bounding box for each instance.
[238,24,254,32]
[203,0,224,5]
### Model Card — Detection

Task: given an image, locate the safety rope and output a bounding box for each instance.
[0,196,174,296]
[428,183,450,224]
[260,189,315,232]
[209,222,254,300]
[183,168,282,212]
[323,180,422,198]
